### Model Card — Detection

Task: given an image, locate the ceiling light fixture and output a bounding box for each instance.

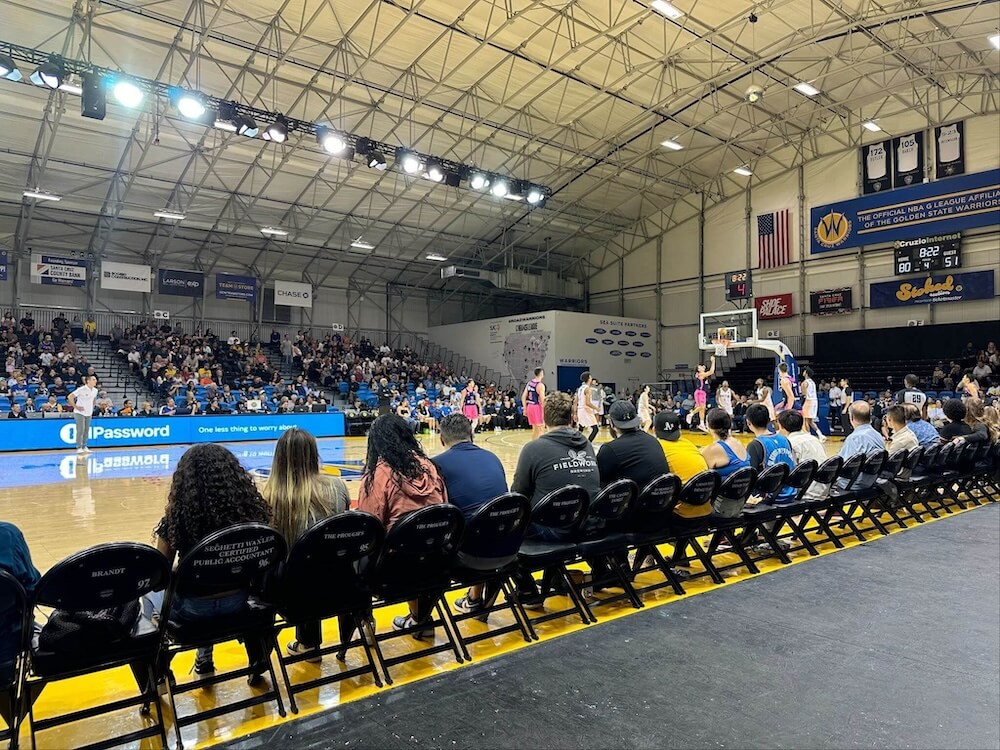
[263,116,289,143]
[173,89,207,120]
[0,54,21,82]
[350,239,375,250]
[214,102,240,132]
[650,0,684,19]
[526,188,544,205]
[426,253,448,262]
[59,74,83,95]
[862,120,882,132]
[793,81,821,97]
[260,226,289,237]
[30,60,64,89]
[112,78,144,108]
[395,148,421,174]
[368,150,387,170]
[237,115,259,138]
[424,158,445,182]
[660,138,683,151]
[733,166,753,177]
[317,126,346,154]
[470,172,490,190]
[989,34,1000,50]
[490,179,509,197]
[154,210,186,221]
[23,190,61,201]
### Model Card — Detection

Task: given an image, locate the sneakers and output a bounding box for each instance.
[286,640,321,663]
[193,653,215,675]
[454,592,484,614]
[392,615,435,641]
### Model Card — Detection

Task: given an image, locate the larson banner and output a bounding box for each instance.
[810,168,1000,254]
[754,293,794,320]
[157,268,205,297]
[869,270,995,309]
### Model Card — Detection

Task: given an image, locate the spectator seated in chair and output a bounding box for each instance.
[938,398,972,441]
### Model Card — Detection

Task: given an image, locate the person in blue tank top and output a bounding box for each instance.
[700,408,751,479]
[745,403,797,503]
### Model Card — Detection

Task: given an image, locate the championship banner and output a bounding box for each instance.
[157,268,204,297]
[892,131,925,189]
[30,253,87,287]
[754,293,794,320]
[0,250,7,282]
[811,168,1000,254]
[869,270,994,309]
[216,273,257,303]
[101,261,151,293]
[934,121,965,180]
[861,139,893,195]
[809,288,854,315]
[274,280,312,308]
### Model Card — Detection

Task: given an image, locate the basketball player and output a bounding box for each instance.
[686,355,716,432]
[575,371,599,442]
[521,367,546,439]
[839,378,855,437]
[716,380,734,418]
[775,363,797,415]
[894,373,928,418]
[754,378,777,426]
[637,384,653,432]
[461,379,482,430]
[957,372,980,402]
[799,368,824,442]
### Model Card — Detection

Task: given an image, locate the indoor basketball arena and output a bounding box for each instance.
[0,1,998,748]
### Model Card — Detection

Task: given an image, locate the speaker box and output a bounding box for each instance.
[81,72,106,120]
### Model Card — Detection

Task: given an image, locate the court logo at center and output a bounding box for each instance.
[814,211,852,249]
[59,423,75,445]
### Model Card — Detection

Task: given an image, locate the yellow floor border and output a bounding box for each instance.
[14,496,994,749]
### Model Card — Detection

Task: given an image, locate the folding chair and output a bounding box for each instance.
[954,442,990,505]
[869,449,912,531]
[828,451,890,540]
[642,471,722,585]
[734,463,798,565]
[764,460,820,557]
[791,456,844,549]
[158,524,288,750]
[0,571,28,750]
[702,468,759,576]
[23,543,170,750]
[271,511,385,713]
[447,493,536,650]
[620,474,690,596]
[928,442,965,513]
[366,504,466,684]
[818,453,865,538]
[515,485,592,627]
[901,445,944,521]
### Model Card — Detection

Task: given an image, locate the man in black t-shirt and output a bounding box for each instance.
[894,374,928,417]
[938,399,972,441]
[596,400,669,489]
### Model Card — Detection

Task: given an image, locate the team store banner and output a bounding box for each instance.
[274,280,312,308]
[811,168,1000,254]
[216,273,258,303]
[869,270,995,309]
[30,253,87,287]
[158,268,205,297]
[101,261,152,293]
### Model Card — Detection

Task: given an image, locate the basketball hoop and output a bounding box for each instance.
[711,338,731,358]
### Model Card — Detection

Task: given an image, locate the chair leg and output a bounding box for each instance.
[785,515,820,557]
[500,578,537,642]
[645,545,686,595]
[688,537,725,584]
[558,567,596,624]
[355,616,385,688]
[437,597,471,662]
[721,527,760,574]
[163,669,184,750]
[756,523,792,565]
[272,632,298,715]
[605,554,643,609]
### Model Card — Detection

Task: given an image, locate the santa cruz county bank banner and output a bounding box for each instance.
[4,413,345,452]
[869,270,995,309]
[810,168,1000,254]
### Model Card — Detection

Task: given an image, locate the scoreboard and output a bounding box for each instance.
[725,269,753,301]
[894,233,961,275]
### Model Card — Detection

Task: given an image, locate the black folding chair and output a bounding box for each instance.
[703,468,759,576]
[641,471,722,584]
[515,485,591,627]
[734,463,795,565]
[159,524,287,750]
[23,543,170,750]
[764,460,820,558]
[621,474,691,596]
[0,571,28,750]
[366,504,466,684]
[447,493,535,650]
[793,456,844,549]
[902,444,944,521]
[870,449,912,531]
[828,451,889,540]
[272,511,385,713]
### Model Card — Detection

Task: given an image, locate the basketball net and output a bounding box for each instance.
[711,339,731,358]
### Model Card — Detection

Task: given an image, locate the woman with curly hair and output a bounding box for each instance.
[150,443,272,678]
[355,415,447,638]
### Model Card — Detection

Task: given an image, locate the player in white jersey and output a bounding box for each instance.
[866,142,887,180]
[716,381,734,417]
[937,123,961,164]
[575,371,599,442]
[800,368,824,442]
[896,134,919,174]
[637,384,653,432]
[754,378,776,424]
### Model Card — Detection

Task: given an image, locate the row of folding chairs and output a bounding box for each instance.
[1,440,996,750]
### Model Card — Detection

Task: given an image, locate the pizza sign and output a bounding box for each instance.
[755,293,793,320]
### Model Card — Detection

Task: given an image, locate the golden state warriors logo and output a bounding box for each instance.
[814,210,852,249]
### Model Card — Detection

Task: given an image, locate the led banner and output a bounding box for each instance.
[101,260,152,293]
[274,280,312,308]
[2,413,346,452]
[30,253,87,287]
[216,273,258,303]
[810,168,1000,254]
[869,270,995,309]
[809,288,854,315]
[158,267,205,297]
[754,293,794,320]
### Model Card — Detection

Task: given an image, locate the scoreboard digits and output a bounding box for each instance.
[894,233,961,275]
[725,269,753,301]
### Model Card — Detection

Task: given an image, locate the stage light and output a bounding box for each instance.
[368,150,387,170]
[59,74,83,95]
[862,120,882,132]
[490,179,509,197]
[660,138,683,150]
[470,172,490,190]
[0,55,21,82]
[350,239,375,250]
[793,81,821,97]
[424,158,444,182]
[317,126,346,154]
[444,170,462,188]
[526,188,544,204]
[396,148,421,174]
[30,60,63,89]
[260,226,289,237]
[214,102,240,132]
[733,166,753,176]
[174,90,207,120]
[263,116,289,143]
[112,78,144,108]
[426,253,447,261]
[154,210,186,220]
[23,190,61,201]
[989,34,1000,50]
[651,1,683,19]
[237,115,259,138]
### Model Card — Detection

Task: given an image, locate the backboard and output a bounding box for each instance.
[698,308,758,352]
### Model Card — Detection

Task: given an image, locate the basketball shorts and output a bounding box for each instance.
[803,399,818,419]
[694,390,707,407]
[463,405,479,421]
[525,403,544,426]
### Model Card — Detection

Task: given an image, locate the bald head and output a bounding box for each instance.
[849,400,871,426]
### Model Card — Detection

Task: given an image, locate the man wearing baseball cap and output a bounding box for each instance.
[653,411,709,483]
[596,400,669,490]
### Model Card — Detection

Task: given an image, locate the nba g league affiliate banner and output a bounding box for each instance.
[811,168,1000,254]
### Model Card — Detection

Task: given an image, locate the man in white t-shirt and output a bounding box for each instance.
[67,375,98,453]
[777,410,830,501]
[827,381,844,433]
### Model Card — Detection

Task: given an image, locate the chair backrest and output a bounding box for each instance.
[34,543,170,612]
[459,492,532,562]
[783,460,818,502]
[853,450,888,489]
[880,449,909,479]
[587,479,637,523]
[918,443,939,470]
[837,453,865,487]
[172,524,287,600]
[633,474,682,515]
[677,471,719,510]
[372,504,465,590]
[812,456,843,486]
[936,441,956,469]
[530,485,590,531]
[0,570,28,690]
[713,467,755,518]
[958,441,979,467]
[283,511,384,580]
[903,446,924,474]
[753,463,790,501]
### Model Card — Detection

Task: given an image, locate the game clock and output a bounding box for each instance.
[894,233,961,275]
[725,270,753,301]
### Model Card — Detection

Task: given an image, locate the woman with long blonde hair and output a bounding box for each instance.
[954,398,1000,446]
[262,427,350,660]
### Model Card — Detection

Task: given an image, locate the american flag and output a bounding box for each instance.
[757,209,790,268]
